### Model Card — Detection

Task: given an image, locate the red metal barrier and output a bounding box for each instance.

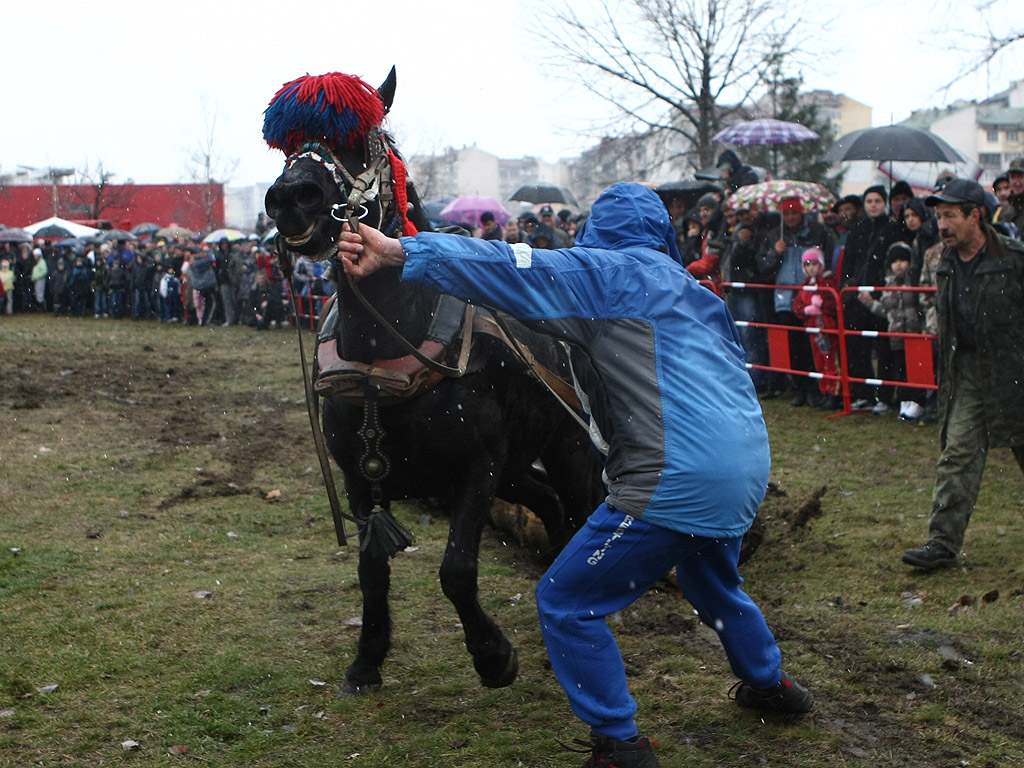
[292,291,328,331]
[715,281,937,417]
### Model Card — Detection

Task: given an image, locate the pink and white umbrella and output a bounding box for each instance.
[729,180,835,213]
[714,119,820,146]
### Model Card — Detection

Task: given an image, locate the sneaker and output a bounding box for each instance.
[902,540,957,570]
[790,389,807,407]
[731,671,814,714]
[574,733,660,768]
[871,400,890,415]
[850,398,873,411]
[818,395,842,410]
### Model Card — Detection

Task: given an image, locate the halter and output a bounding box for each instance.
[283,133,398,238]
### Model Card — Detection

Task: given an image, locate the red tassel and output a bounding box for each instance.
[387,148,418,236]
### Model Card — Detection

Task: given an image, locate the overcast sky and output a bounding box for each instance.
[3,0,1021,187]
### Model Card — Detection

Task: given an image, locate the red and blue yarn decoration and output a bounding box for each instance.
[263,72,386,156]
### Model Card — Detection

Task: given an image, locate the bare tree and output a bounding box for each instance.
[537,0,805,170]
[63,162,137,222]
[934,0,1022,92]
[186,99,239,232]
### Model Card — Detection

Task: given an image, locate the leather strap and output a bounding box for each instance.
[471,312,589,426]
[345,272,474,378]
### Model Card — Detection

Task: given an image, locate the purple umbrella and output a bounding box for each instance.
[714,118,820,146]
[439,195,511,228]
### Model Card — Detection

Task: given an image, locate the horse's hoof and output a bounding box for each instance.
[480,647,519,689]
[336,679,381,698]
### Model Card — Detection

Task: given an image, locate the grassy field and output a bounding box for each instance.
[1,314,1022,767]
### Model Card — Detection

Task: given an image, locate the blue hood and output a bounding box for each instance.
[576,182,682,265]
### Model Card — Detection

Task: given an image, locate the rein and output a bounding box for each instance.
[278,254,353,547]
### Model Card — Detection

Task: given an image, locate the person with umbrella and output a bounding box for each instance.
[756,197,835,407]
[717,149,760,193]
[720,201,772,393]
[14,247,35,312]
[336,182,814,767]
[479,211,503,241]
[822,195,865,274]
[1002,158,1024,236]
[539,205,571,247]
[31,247,49,311]
[902,179,1024,570]
[840,186,902,412]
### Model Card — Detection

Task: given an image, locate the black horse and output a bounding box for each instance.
[263,69,604,696]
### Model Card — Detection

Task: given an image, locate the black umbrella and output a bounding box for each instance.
[55,237,86,255]
[131,222,162,237]
[822,125,966,164]
[654,180,723,208]
[509,184,579,207]
[0,227,34,243]
[33,224,75,240]
[98,229,138,243]
[420,196,456,223]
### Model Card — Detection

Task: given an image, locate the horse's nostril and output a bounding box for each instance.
[264,188,282,218]
[295,183,326,211]
[265,182,327,217]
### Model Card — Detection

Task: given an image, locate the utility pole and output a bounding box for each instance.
[45,167,75,218]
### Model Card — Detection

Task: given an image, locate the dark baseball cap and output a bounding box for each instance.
[925,178,985,207]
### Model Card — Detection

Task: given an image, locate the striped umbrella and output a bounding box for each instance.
[714,119,820,146]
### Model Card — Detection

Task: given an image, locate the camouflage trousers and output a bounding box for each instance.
[929,351,1024,553]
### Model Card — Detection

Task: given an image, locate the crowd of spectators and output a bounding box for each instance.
[0,234,332,332]
[6,154,1021,420]
[651,154,1023,419]
[461,154,1024,421]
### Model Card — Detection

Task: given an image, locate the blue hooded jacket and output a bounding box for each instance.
[400,182,769,538]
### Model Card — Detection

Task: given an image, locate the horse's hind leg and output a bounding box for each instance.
[440,480,518,688]
[338,539,392,697]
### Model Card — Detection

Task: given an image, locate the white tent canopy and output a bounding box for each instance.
[22,216,101,238]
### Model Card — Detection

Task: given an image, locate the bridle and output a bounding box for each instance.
[284,133,398,240]
[281,134,474,379]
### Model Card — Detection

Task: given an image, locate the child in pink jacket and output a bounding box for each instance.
[792,248,841,409]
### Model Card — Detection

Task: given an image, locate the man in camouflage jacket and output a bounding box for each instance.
[903,179,1024,570]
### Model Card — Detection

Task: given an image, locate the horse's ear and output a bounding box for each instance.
[378,66,397,114]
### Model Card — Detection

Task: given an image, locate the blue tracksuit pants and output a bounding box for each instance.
[535,503,783,740]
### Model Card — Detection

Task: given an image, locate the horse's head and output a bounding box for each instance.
[264,152,348,261]
[263,67,422,262]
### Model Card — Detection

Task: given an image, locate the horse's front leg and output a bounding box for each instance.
[338,500,392,697]
[440,470,518,688]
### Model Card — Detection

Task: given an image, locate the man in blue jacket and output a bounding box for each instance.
[338,183,813,767]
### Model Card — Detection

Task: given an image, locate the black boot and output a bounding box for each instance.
[902,541,957,570]
[577,733,660,768]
